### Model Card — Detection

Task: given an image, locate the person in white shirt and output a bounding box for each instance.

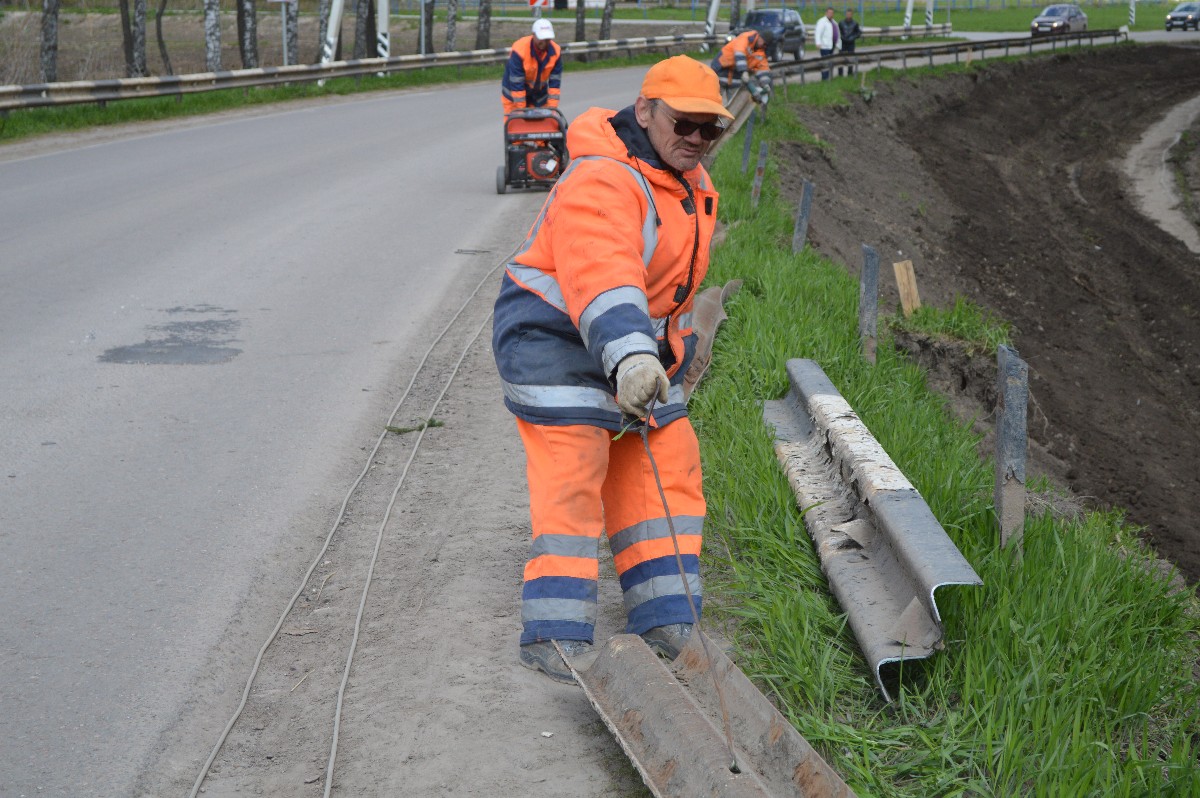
[813,6,839,81]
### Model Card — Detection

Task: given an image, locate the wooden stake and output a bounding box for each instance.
[892,259,922,317]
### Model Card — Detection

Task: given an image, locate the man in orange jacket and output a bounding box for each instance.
[502,18,563,116]
[711,29,773,103]
[493,56,731,683]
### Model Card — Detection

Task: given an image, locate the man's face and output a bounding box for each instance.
[533,37,550,53]
[634,97,718,173]
[825,8,834,18]
[844,11,854,20]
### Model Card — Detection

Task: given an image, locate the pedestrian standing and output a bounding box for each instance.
[814,6,839,81]
[838,10,862,76]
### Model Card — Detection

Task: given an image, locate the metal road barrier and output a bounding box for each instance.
[0,33,716,112]
[764,359,983,701]
[771,28,1127,81]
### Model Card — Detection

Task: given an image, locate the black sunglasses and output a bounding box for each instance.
[657,106,726,141]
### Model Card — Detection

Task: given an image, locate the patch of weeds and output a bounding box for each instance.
[890,296,1011,355]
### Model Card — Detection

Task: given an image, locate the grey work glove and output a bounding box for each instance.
[615,353,670,418]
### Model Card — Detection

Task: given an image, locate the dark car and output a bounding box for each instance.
[1030,4,1088,36]
[1166,2,1200,30]
[731,8,807,61]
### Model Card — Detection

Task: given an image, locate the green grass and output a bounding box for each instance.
[857,2,1177,33]
[0,49,694,144]
[693,66,1200,797]
[891,296,1013,355]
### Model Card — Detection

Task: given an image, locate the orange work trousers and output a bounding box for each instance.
[516,418,705,645]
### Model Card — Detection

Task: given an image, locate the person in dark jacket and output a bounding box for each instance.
[837,10,862,76]
[501,18,563,116]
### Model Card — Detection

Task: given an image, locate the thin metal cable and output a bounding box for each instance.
[638,397,741,773]
[323,308,494,797]
[188,252,510,798]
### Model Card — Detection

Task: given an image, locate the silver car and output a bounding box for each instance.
[1030,4,1088,36]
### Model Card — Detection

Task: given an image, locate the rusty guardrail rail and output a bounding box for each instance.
[764,359,983,700]
[0,32,716,112]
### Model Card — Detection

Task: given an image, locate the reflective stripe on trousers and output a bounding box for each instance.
[516,418,705,645]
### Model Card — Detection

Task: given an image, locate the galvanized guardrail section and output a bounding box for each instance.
[0,32,715,112]
[773,28,1126,80]
[763,359,982,701]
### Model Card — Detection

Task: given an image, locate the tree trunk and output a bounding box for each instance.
[40,0,60,83]
[445,0,457,51]
[155,0,173,75]
[131,0,148,75]
[285,0,299,65]
[353,0,369,58]
[204,0,221,71]
[730,0,741,30]
[574,0,586,43]
[599,0,614,41]
[474,0,491,49]
[421,0,434,54]
[238,0,259,68]
[317,0,331,62]
[118,0,135,73]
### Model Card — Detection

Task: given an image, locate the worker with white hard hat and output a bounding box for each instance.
[502,19,563,116]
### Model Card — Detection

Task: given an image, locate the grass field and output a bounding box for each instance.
[690,70,1200,796]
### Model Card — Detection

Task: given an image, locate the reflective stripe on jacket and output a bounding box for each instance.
[492,105,719,431]
[501,36,563,115]
[716,31,769,77]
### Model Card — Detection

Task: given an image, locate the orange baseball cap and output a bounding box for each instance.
[640,55,733,119]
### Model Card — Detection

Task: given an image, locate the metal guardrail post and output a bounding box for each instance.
[792,179,815,254]
[741,110,755,174]
[859,244,879,363]
[995,344,1029,553]
[750,140,768,209]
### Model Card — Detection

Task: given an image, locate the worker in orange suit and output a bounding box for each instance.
[492,55,732,684]
[711,29,773,102]
[501,18,563,116]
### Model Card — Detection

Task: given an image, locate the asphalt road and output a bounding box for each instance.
[0,67,645,798]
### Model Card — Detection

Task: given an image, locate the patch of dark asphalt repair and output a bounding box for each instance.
[99,305,242,365]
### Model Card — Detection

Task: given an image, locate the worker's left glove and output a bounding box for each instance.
[615,353,670,418]
[757,72,773,89]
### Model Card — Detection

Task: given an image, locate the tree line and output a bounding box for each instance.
[36,0,619,83]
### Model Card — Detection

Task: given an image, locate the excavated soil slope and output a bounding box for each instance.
[779,44,1200,583]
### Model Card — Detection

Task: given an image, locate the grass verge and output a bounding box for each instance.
[693,70,1200,797]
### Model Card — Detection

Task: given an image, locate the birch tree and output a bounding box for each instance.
[285,0,298,65]
[599,0,614,41]
[730,0,741,31]
[204,0,221,71]
[155,0,174,75]
[117,0,148,76]
[445,0,457,52]
[574,0,585,42]
[475,0,491,49]
[317,0,332,62]
[354,0,370,58]
[40,0,60,83]
[420,0,434,54]
[236,0,259,68]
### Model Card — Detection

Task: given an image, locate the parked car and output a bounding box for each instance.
[1165,1,1200,30]
[1030,4,1088,36]
[731,8,807,61]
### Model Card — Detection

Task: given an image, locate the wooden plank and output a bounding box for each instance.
[892,259,922,317]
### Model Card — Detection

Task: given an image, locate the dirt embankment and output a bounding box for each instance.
[779,44,1200,583]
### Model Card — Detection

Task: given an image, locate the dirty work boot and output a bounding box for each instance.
[640,623,694,661]
[519,639,591,684]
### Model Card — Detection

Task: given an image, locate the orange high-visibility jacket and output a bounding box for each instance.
[492,105,720,431]
[716,30,770,77]
[501,36,563,115]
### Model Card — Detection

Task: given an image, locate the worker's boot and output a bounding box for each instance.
[640,623,694,661]
[519,639,591,684]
